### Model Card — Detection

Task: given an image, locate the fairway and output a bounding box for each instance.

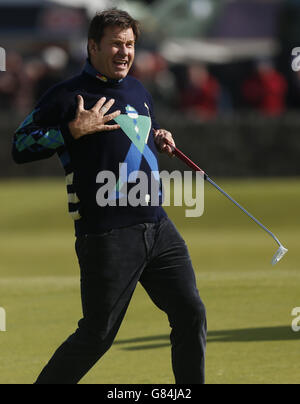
[0,178,299,384]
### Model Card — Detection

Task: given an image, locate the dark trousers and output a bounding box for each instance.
[35,217,207,384]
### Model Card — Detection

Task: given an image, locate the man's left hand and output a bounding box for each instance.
[153,129,175,158]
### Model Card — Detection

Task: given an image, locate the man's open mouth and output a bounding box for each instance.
[114,60,128,68]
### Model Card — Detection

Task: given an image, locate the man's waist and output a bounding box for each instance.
[74,205,167,237]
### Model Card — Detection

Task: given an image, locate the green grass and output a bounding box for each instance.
[0,177,299,384]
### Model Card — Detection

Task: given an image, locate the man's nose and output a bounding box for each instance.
[118,44,129,56]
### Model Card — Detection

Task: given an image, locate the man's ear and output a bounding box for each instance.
[88,39,100,57]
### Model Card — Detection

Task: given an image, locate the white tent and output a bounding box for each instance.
[51,0,151,18]
[0,0,116,16]
[0,0,147,17]
[160,38,280,65]
[51,0,115,16]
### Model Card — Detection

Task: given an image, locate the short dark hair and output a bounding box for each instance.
[88,8,140,57]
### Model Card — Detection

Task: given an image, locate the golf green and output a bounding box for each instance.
[0,178,299,384]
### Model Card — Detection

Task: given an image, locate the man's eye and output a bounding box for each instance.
[112,41,134,48]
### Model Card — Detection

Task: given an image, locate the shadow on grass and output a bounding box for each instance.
[114,326,300,351]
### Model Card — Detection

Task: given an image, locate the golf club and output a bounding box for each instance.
[166,141,288,266]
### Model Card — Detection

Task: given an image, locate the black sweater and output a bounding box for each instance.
[12,60,167,236]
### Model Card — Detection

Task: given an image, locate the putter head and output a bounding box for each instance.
[272,245,288,266]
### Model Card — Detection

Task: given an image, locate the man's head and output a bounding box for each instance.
[88,9,140,80]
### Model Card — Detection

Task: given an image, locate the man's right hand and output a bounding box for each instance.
[68,95,121,140]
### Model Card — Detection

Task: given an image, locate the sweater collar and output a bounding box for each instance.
[83,59,124,85]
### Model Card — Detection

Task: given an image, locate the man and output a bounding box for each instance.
[12,9,207,384]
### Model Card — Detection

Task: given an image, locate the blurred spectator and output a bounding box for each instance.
[132,50,177,104]
[35,46,69,100]
[0,47,69,115]
[132,50,160,84]
[0,52,26,113]
[180,64,220,119]
[242,60,287,116]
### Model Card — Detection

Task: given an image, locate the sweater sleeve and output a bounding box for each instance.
[12,86,65,164]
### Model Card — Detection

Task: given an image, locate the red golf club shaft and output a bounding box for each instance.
[166,141,207,177]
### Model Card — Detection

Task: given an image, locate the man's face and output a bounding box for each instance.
[89,25,135,80]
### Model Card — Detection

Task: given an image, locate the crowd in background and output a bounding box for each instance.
[0,45,299,121]
[1,0,299,180]
[2,0,300,121]
[0,48,80,116]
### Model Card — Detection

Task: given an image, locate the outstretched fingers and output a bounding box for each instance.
[76,95,85,116]
[103,109,121,123]
[100,107,121,131]
[92,97,107,112]
[102,124,121,131]
[92,97,121,132]
[100,98,117,115]
[92,97,118,115]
